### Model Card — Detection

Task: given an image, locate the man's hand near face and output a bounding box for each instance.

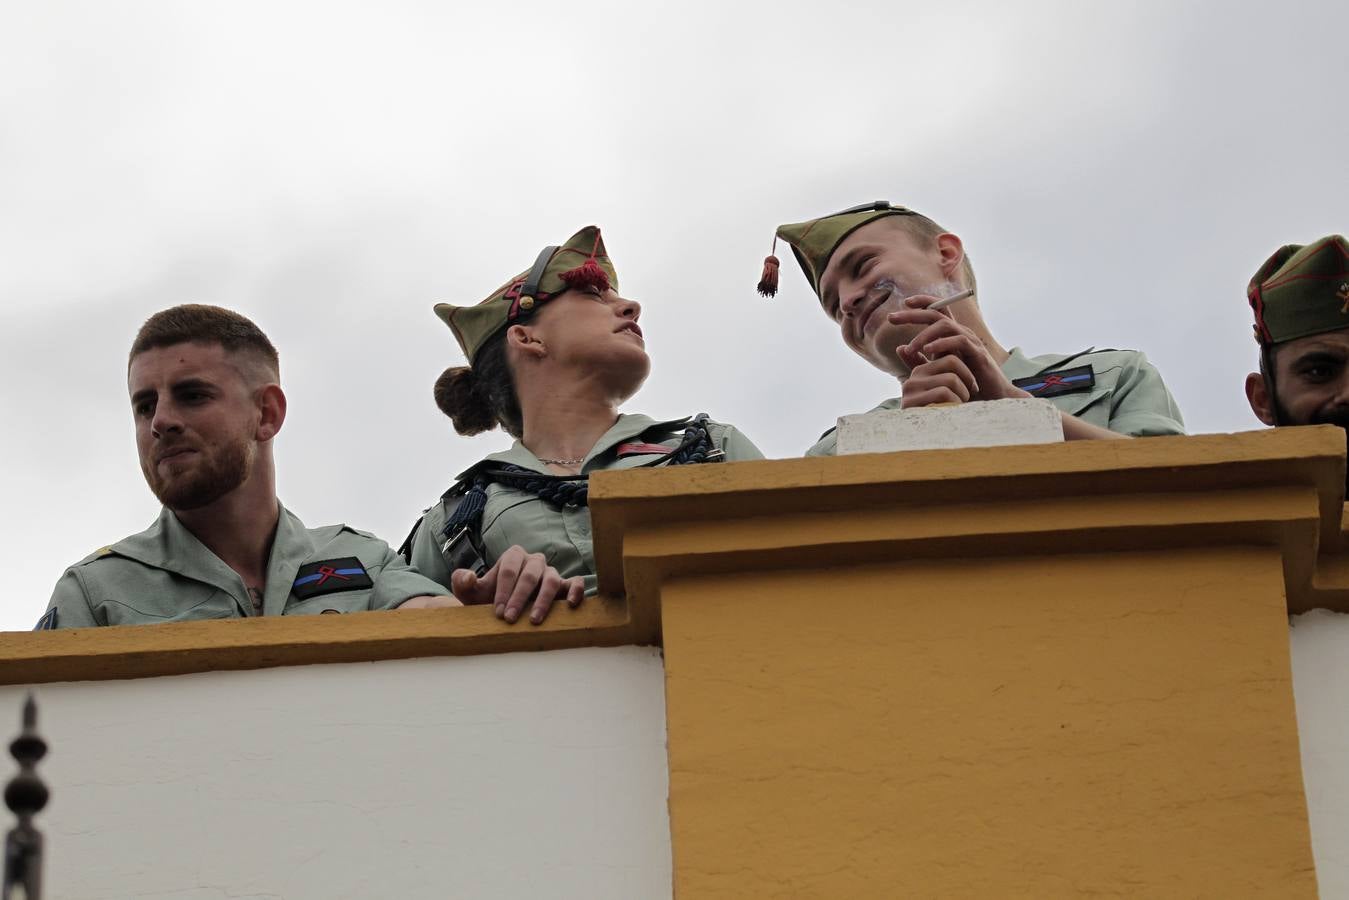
[889,298,1127,440]
[889,299,1029,408]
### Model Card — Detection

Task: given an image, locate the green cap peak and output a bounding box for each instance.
[434,225,619,364]
[1248,235,1349,346]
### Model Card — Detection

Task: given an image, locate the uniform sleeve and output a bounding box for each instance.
[369,541,453,610]
[714,424,767,462]
[1105,352,1187,437]
[42,568,102,629]
[804,429,839,457]
[407,502,456,591]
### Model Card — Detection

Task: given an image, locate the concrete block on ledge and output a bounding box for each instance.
[835,398,1065,455]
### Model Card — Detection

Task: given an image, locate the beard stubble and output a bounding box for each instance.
[143,437,254,511]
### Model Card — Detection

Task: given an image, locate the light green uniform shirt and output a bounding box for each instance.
[42,504,445,629]
[806,347,1186,456]
[409,414,764,595]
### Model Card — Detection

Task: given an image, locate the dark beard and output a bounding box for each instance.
[144,440,252,511]
[1309,408,1349,431]
[1310,410,1349,496]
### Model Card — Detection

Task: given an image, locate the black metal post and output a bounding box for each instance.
[2,696,47,900]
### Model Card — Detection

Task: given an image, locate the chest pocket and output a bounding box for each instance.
[480,486,590,580]
[100,588,240,626]
[285,590,378,615]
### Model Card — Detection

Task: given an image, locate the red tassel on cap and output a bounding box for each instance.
[560,256,611,292]
[757,255,780,298]
[560,229,612,293]
[757,236,780,297]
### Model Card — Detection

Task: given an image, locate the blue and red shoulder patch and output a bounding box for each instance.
[292,557,373,601]
[1013,365,1095,398]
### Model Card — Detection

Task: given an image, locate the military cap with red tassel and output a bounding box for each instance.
[760,201,917,304]
[435,225,619,364]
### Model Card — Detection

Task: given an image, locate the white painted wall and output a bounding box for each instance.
[0,646,671,900]
[1292,610,1349,899]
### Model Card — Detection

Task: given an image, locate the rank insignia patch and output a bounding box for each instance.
[1013,365,1096,398]
[292,557,373,600]
[617,441,672,457]
[33,608,57,631]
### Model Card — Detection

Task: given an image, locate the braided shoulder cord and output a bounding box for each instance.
[667,413,721,465]
[441,414,722,542]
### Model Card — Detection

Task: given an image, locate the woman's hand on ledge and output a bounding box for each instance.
[449,545,586,626]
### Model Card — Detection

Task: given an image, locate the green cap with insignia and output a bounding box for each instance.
[435,225,618,364]
[758,201,918,300]
[1248,235,1349,346]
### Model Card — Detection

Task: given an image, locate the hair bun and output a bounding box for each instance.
[434,366,497,436]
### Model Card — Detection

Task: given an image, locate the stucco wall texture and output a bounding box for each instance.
[1292,609,1349,899]
[660,552,1319,898]
[0,646,672,900]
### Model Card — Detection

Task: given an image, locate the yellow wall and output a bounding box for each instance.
[661,549,1316,897]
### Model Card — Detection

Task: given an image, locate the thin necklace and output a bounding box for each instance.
[538,456,584,466]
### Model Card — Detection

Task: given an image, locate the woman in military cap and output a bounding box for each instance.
[403,225,763,625]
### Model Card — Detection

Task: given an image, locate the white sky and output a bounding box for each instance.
[2,0,1346,631]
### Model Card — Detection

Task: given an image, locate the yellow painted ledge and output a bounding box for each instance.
[0,597,633,685]
[7,427,1346,686]
[590,426,1349,640]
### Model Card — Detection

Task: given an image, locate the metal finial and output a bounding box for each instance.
[3,694,47,900]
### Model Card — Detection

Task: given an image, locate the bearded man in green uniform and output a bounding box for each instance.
[39,305,573,629]
[1245,235,1349,479]
[757,202,1186,454]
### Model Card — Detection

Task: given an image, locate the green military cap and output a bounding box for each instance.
[758,201,918,299]
[435,225,619,363]
[1248,235,1349,346]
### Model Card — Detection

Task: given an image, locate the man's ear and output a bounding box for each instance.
[506,323,547,360]
[935,232,966,281]
[1245,372,1278,426]
[255,383,287,442]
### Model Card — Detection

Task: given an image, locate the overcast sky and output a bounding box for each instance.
[2,1,1345,630]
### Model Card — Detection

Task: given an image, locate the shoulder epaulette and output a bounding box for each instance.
[337,524,378,541]
[72,546,116,567]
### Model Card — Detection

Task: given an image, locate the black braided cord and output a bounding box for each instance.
[442,415,721,541]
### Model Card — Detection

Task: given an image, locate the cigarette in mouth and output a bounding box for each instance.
[925,288,975,312]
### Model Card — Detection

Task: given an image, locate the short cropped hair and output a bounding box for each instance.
[129,304,280,382]
[889,214,978,294]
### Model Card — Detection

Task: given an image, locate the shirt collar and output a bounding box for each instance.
[262,505,317,614]
[108,502,298,602]
[999,347,1044,381]
[458,413,691,478]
